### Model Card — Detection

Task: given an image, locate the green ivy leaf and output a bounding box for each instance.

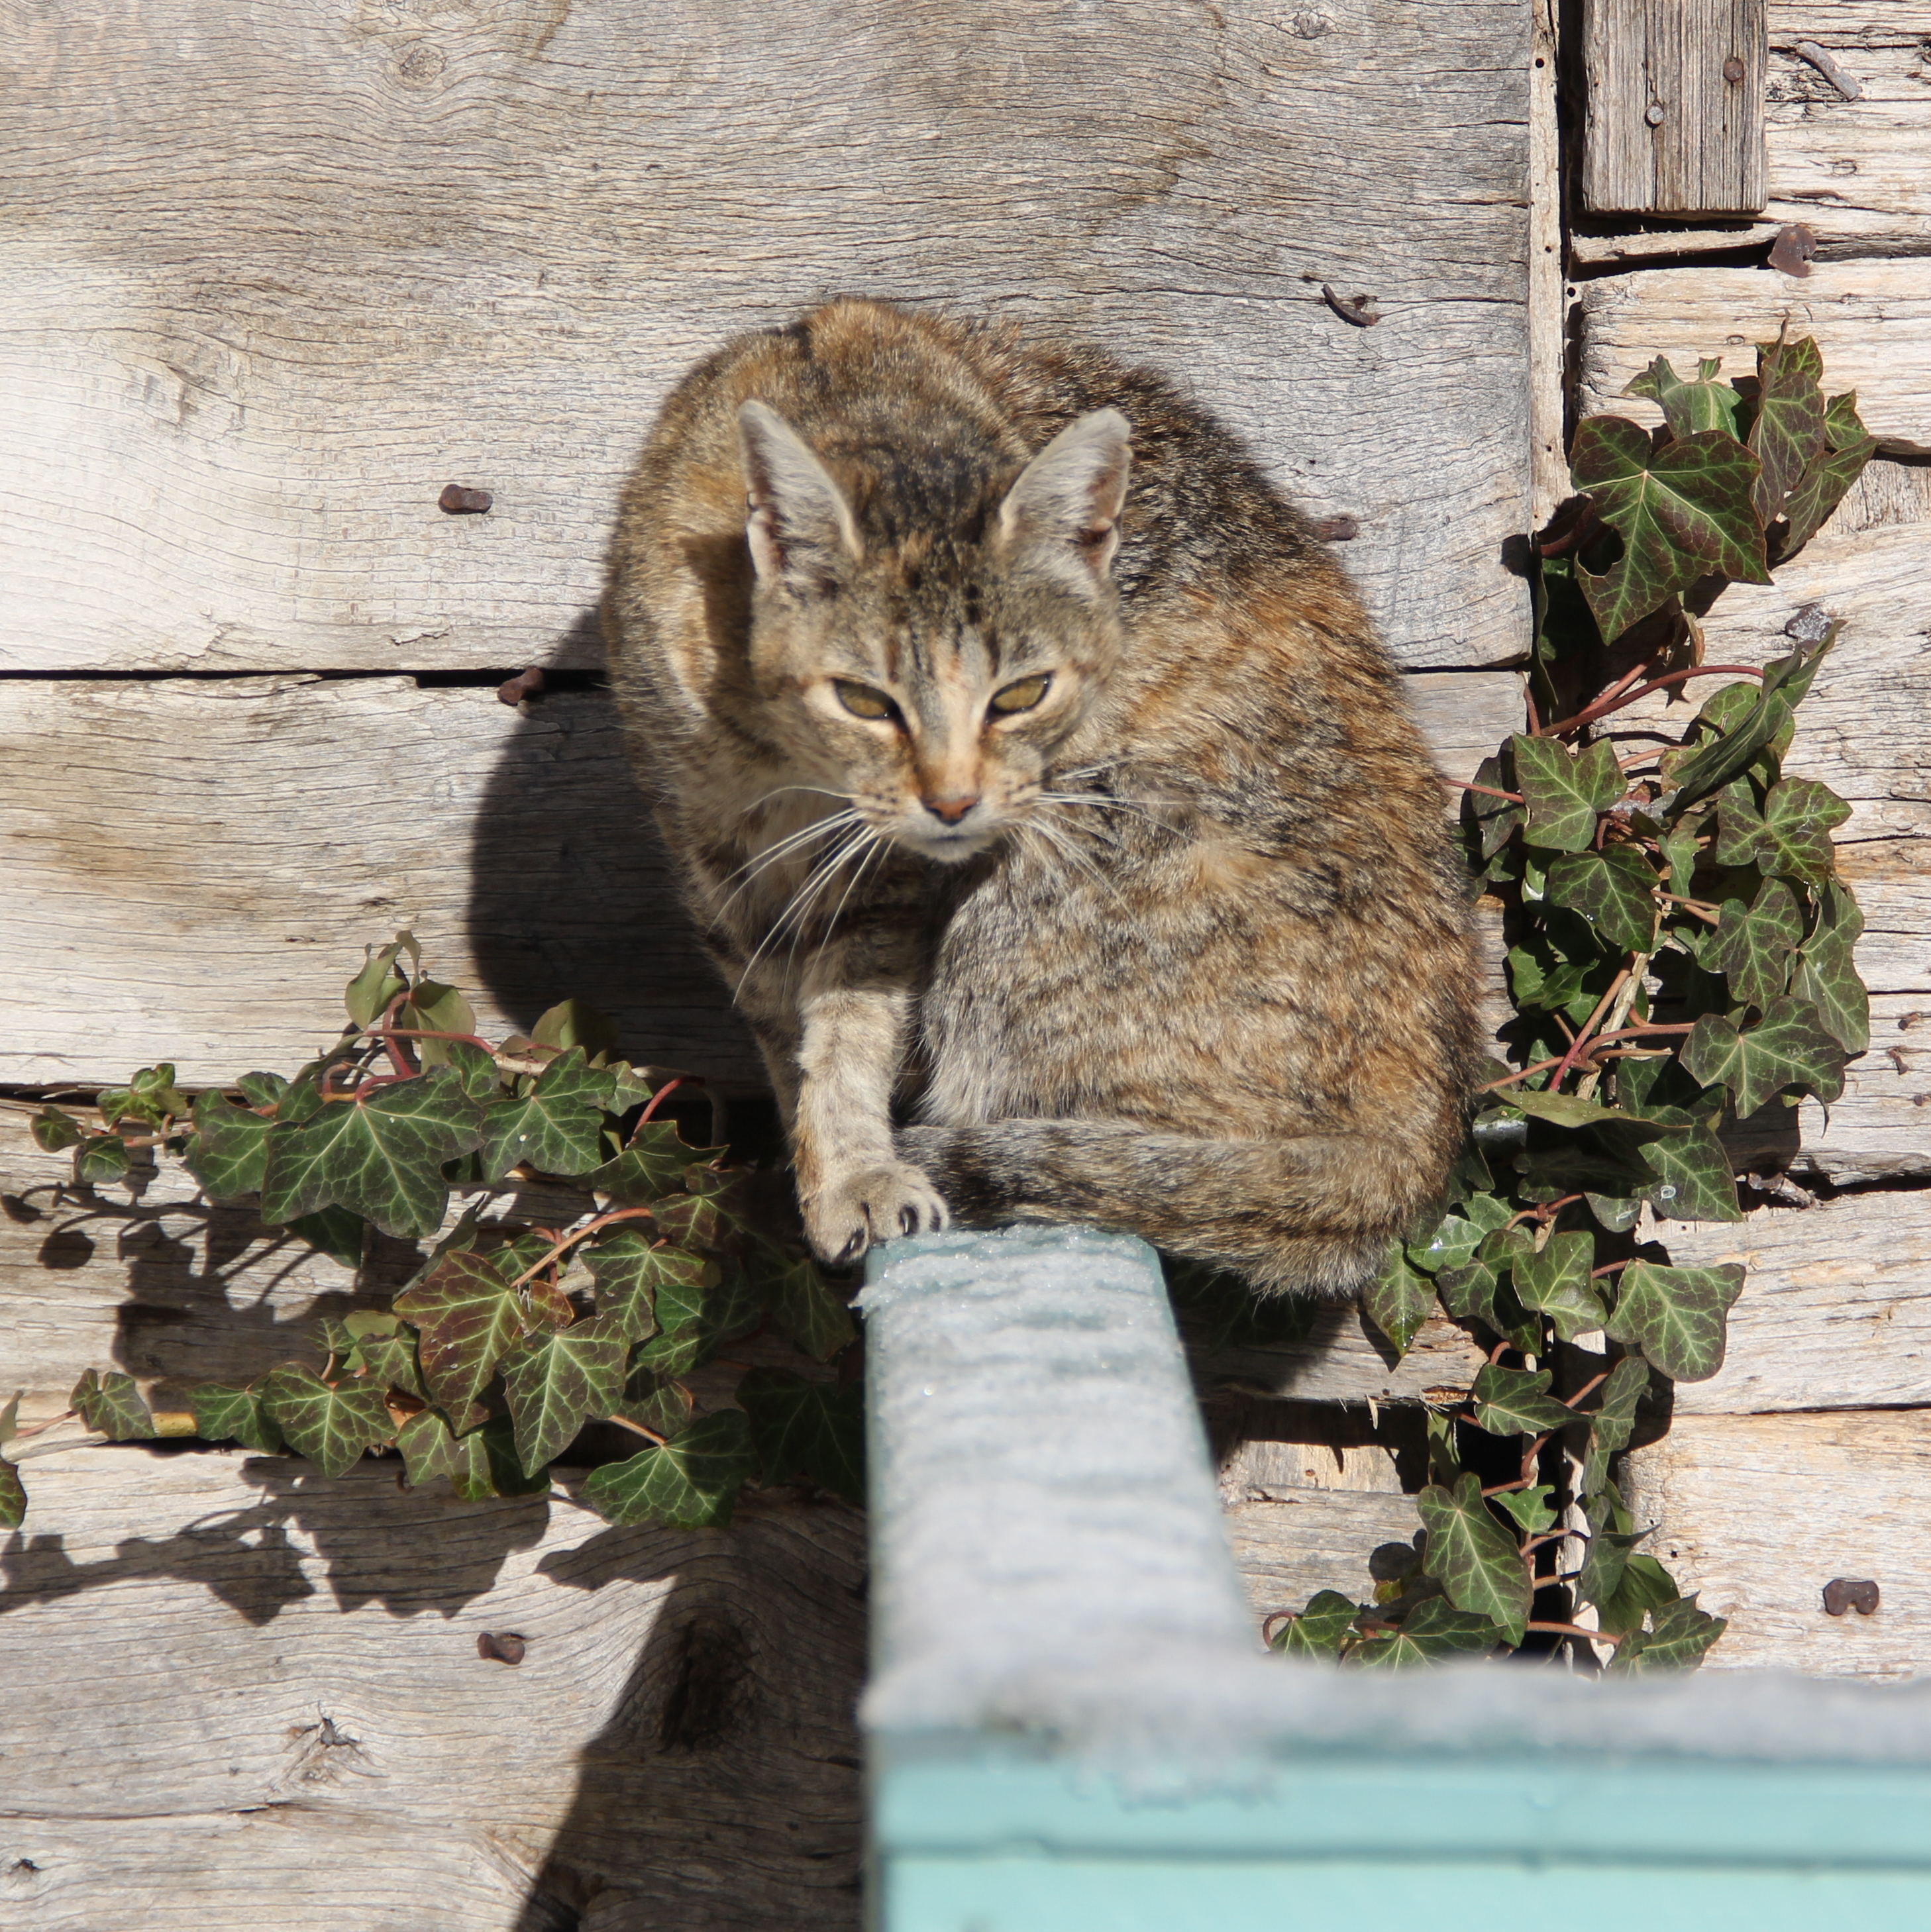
[71,1367,155,1441]
[256,1364,393,1476]
[260,1066,484,1239]
[1662,689,1797,815]
[1464,750,1525,860]
[1544,845,1657,954]
[480,1046,610,1182]
[1624,353,1743,439]
[1406,1195,1512,1276]
[531,998,620,1060]
[442,1039,502,1101]
[583,1123,701,1207]
[1416,1471,1532,1643]
[1510,1230,1610,1341]
[30,1105,85,1152]
[1777,405,1877,562]
[188,1381,286,1452]
[1793,880,1869,1053]
[737,1367,866,1501]
[581,1411,758,1529]
[1471,1362,1577,1437]
[99,1064,191,1129]
[582,1230,706,1343]
[757,1248,858,1362]
[234,1071,291,1112]
[1492,1484,1557,1535]
[0,1456,24,1529]
[446,1414,554,1500]
[396,1408,458,1488]
[1748,331,1827,525]
[1575,1488,1644,1609]
[1581,1356,1651,1492]
[395,1248,532,1431]
[1596,1551,1681,1638]
[1749,778,1851,888]
[1570,419,1769,643]
[614,1360,697,1439]
[1612,1592,1726,1671]
[1512,734,1623,852]
[1634,1117,1743,1223]
[498,1313,631,1475]
[1605,1259,1746,1382]
[353,1329,427,1403]
[287,1205,368,1268]
[1363,1246,1434,1358]
[1708,876,1805,1010]
[1271,1589,1360,1658]
[1355,1595,1504,1668]
[76,1135,130,1186]
[344,935,415,1030]
[1682,996,1846,1115]
[397,979,479,1070]
[184,1091,275,1200]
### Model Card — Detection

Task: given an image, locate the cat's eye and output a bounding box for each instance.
[834,680,898,722]
[988,675,1051,716]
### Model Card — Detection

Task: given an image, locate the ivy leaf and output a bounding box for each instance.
[614,1361,697,1439]
[1581,1356,1651,1492]
[1406,1195,1511,1276]
[397,979,479,1071]
[71,1368,156,1441]
[531,998,620,1060]
[1748,331,1827,525]
[446,1414,554,1500]
[1682,996,1846,1115]
[1708,876,1805,1010]
[257,1365,393,1476]
[480,1047,610,1182]
[30,1105,85,1152]
[1510,1230,1609,1341]
[1598,1551,1683,1639]
[1624,353,1743,439]
[1543,846,1657,954]
[1471,1362,1577,1437]
[498,1313,631,1475]
[1575,1488,1644,1609]
[1613,1592,1726,1671]
[344,935,415,1029]
[1777,391,1877,560]
[396,1408,457,1488]
[234,1071,290,1112]
[1605,1259,1746,1382]
[737,1368,866,1501]
[353,1330,428,1403]
[1271,1589,1360,1658]
[442,1039,502,1102]
[582,1231,708,1343]
[1661,689,1797,814]
[394,1248,531,1431]
[0,1457,24,1529]
[184,1091,275,1201]
[188,1381,286,1453]
[756,1248,857,1362]
[77,1135,130,1186]
[260,1067,484,1239]
[1634,1117,1742,1223]
[99,1064,191,1129]
[1492,1484,1557,1535]
[631,1263,762,1378]
[1571,419,1769,642]
[1416,1472,1532,1643]
[288,1205,368,1268]
[583,1123,700,1207]
[1511,734,1622,852]
[1749,778,1850,888]
[1793,880,1869,1053]
[1356,1595,1505,1667]
[581,1411,758,1529]
[1502,1090,1653,1133]
[1363,1246,1434,1358]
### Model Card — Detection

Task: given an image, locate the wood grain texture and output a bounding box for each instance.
[0,671,1524,1091]
[1578,263,1931,453]
[0,0,1531,678]
[1225,1488,1422,1627]
[1194,1313,1487,1409]
[1583,0,1768,216]
[1623,1409,1931,1678]
[1769,2,1931,40]
[1663,1190,1931,1414]
[0,1445,866,1928]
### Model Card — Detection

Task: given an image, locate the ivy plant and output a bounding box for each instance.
[1266,330,1873,1670]
[6,938,864,1529]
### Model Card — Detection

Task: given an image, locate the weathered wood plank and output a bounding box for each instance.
[1662,1190,1931,1414]
[0,1445,865,1927]
[0,672,1524,1090]
[1579,264,1931,452]
[0,0,1530,676]
[1768,3,1931,40]
[1583,0,1767,217]
[1194,1313,1487,1409]
[1226,1490,1423,1627]
[1624,1410,1931,1678]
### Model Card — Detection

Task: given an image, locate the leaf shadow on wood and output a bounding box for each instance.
[510,1494,866,1932]
[464,608,766,1099]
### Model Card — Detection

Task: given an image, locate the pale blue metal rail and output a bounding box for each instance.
[861,1228,1931,1931]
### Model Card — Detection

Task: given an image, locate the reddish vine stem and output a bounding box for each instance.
[505,1206,658,1292]
[605,1413,668,1447]
[1548,966,1634,1090]
[1443,778,1527,804]
[1527,1619,1623,1647]
[1538,663,1765,738]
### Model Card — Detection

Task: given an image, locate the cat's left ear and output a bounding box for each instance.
[738,400,864,595]
[995,408,1132,597]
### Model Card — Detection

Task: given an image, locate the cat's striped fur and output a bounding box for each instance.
[603,299,1481,1296]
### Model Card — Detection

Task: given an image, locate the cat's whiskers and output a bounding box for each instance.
[713,808,864,919]
[735,823,879,994]
[1018,813,1119,899]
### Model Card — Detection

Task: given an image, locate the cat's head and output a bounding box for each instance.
[733,399,1131,863]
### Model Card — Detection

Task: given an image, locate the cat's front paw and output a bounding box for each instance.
[805,1162,951,1265]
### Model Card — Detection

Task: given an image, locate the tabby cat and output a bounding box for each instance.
[603,299,1481,1296]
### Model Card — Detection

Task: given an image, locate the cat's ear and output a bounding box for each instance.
[737,401,863,595]
[995,408,1132,596]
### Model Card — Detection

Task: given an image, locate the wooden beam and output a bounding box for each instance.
[1583,0,1768,216]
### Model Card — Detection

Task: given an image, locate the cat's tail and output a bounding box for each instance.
[895,1119,1443,1300]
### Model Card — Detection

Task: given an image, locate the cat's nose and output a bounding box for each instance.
[923,794,980,825]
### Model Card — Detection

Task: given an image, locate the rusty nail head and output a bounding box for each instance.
[1723,56,1745,83]
[1822,1578,1880,1617]
[1644,102,1665,126]
[497,667,547,707]
[478,1631,528,1663]
[439,483,493,515]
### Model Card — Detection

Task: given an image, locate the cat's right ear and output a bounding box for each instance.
[995,408,1132,598]
[737,401,863,595]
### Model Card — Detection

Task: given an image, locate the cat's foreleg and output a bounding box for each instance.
[789,968,949,1264]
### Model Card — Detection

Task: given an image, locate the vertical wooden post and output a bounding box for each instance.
[1582,0,1766,215]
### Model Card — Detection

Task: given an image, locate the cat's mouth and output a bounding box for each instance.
[887,815,1006,864]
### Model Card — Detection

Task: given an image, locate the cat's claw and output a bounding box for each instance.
[807,1162,951,1265]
